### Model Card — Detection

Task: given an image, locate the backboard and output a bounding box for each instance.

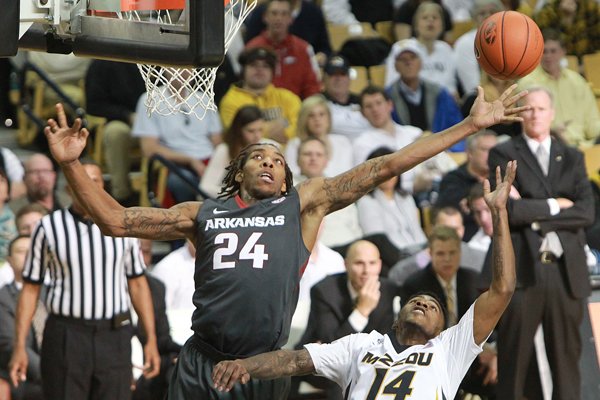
[3,0,225,68]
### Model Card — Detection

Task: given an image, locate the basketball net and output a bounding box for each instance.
[118,0,256,120]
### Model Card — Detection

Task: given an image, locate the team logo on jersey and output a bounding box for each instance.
[361,351,433,367]
[271,197,286,204]
[205,215,286,231]
[213,208,228,214]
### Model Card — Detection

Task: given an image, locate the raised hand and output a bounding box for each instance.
[469,85,530,131]
[43,104,90,165]
[483,161,517,211]
[212,360,251,392]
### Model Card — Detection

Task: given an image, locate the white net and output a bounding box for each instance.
[118,0,256,120]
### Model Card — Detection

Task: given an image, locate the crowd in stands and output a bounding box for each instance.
[1,0,600,399]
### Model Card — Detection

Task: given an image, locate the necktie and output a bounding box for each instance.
[445,281,458,327]
[536,145,549,176]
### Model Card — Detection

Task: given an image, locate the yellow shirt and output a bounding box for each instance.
[219,83,301,141]
[519,66,600,147]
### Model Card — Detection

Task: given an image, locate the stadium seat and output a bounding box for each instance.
[327,23,380,52]
[582,53,600,95]
[349,66,369,94]
[369,64,386,88]
[375,21,395,44]
[583,144,600,180]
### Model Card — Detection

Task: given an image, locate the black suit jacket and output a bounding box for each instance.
[483,135,594,299]
[402,264,479,326]
[299,273,402,345]
[0,283,41,382]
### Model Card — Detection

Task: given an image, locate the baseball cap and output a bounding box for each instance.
[238,47,277,70]
[324,55,350,75]
[391,39,425,60]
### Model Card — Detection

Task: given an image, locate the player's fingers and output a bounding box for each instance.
[56,103,68,127]
[507,160,517,184]
[476,86,484,101]
[43,126,53,138]
[505,104,531,116]
[499,84,518,101]
[81,127,90,140]
[503,88,527,105]
[72,118,82,132]
[482,179,490,197]
[495,166,501,187]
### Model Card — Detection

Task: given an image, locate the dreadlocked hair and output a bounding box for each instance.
[218,143,294,199]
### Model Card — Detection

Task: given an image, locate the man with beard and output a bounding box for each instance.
[10,153,69,213]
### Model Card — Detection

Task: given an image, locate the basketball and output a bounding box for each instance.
[474,11,544,80]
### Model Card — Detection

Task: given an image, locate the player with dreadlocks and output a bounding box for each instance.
[41,84,528,400]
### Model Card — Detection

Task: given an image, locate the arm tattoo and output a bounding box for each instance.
[243,349,315,379]
[122,203,197,239]
[322,156,387,211]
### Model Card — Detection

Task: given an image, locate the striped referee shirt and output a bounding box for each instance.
[22,208,146,320]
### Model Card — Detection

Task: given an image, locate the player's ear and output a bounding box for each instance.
[235,171,244,183]
[281,181,287,193]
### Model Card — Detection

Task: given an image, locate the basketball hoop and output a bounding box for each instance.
[117,0,256,120]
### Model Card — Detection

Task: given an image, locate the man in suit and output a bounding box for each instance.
[485,87,594,399]
[296,240,401,399]
[0,235,43,400]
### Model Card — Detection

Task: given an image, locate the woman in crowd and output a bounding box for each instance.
[385,1,458,96]
[357,147,427,258]
[285,95,353,177]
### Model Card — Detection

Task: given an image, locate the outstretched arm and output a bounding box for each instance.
[212,349,315,392]
[43,104,199,242]
[473,161,517,345]
[298,86,528,215]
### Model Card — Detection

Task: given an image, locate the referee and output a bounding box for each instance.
[9,162,160,400]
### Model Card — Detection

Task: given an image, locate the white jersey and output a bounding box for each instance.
[305,304,484,399]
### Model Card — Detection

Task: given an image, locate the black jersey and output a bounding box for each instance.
[192,188,310,359]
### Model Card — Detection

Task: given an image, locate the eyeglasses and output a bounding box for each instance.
[25,169,54,176]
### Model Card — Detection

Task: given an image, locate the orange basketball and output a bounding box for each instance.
[474,11,544,80]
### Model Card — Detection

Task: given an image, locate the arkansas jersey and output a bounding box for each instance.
[305,304,484,399]
[192,188,310,358]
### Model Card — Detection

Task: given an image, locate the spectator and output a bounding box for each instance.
[246,0,321,99]
[454,0,504,95]
[437,130,497,240]
[386,40,463,149]
[296,240,402,399]
[151,241,196,312]
[534,0,600,60]
[321,55,371,141]
[85,60,146,205]
[394,0,454,41]
[0,235,44,400]
[466,183,493,253]
[294,138,364,250]
[8,162,160,400]
[352,86,422,192]
[385,2,458,94]
[201,106,277,198]
[482,87,594,399]
[132,274,182,400]
[243,0,332,64]
[285,95,354,177]
[133,71,222,203]
[14,204,47,237]
[388,206,489,284]
[357,147,427,259]
[402,225,497,397]
[10,153,70,214]
[0,170,16,261]
[0,147,26,200]
[518,29,600,147]
[323,0,398,25]
[219,46,301,144]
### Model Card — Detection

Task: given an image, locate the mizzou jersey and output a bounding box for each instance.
[305,304,484,400]
[192,188,310,359]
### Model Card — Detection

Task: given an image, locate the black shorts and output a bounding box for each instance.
[168,336,290,400]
